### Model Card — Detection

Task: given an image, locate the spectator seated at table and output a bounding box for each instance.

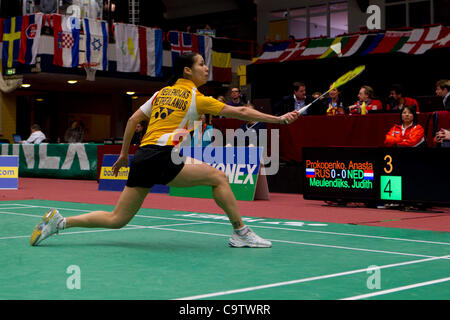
[384,105,425,147]
[386,84,420,113]
[273,81,323,115]
[434,128,450,148]
[435,79,450,110]
[348,85,383,115]
[227,87,247,107]
[20,124,47,144]
[324,86,346,116]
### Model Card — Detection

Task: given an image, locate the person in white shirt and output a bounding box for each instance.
[20,124,47,144]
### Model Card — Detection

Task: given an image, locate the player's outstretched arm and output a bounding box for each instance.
[219,105,298,125]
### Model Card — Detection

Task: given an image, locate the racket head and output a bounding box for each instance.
[332,65,366,89]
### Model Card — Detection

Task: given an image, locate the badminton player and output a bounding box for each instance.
[30,53,298,248]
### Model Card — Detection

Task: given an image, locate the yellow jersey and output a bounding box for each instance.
[139,79,225,146]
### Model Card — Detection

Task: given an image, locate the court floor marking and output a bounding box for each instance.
[174,254,450,300]
[1,207,449,299]
[0,222,211,241]
[102,223,450,260]
[341,276,450,300]
[0,226,145,241]
[0,210,46,218]
[1,210,447,260]
[0,204,31,207]
[2,203,450,247]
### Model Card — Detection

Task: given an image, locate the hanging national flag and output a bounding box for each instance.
[341,34,369,57]
[138,26,163,77]
[357,33,384,55]
[52,14,80,68]
[277,39,309,62]
[211,37,232,82]
[369,29,411,55]
[432,26,450,50]
[341,32,384,56]
[19,13,44,65]
[168,31,194,59]
[168,31,212,80]
[114,23,140,73]
[253,40,309,64]
[83,18,108,70]
[253,41,290,64]
[318,37,351,59]
[2,16,23,69]
[297,37,334,60]
[399,25,446,55]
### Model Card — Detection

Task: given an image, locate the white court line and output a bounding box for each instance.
[139,215,450,247]
[0,227,144,241]
[0,222,210,241]
[0,210,44,218]
[0,204,31,208]
[1,210,444,260]
[127,222,210,229]
[116,224,450,260]
[60,222,209,236]
[341,277,450,300]
[175,255,450,300]
[2,204,450,246]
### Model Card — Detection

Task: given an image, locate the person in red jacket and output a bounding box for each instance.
[384,105,425,147]
[348,85,383,115]
[386,84,420,112]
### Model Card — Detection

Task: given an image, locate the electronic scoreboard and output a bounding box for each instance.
[303,147,450,206]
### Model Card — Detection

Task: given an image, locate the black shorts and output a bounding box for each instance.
[126,145,185,188]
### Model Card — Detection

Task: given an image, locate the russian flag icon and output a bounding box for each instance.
[306,168,315,178]
[363,170,374,180]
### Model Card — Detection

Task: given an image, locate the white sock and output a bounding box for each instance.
[57,218,66,230]
[235,225,249,236]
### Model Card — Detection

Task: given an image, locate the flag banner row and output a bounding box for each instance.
[254,24,450,64]
[0,14,236,82]
[0,14,163,78]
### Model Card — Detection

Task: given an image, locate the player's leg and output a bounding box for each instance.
[168,157,242,228]
[30,186,149,246]
[167,157,271,248]
[65,186,150,229]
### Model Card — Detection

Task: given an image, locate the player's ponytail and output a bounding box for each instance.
[168,53,199,86]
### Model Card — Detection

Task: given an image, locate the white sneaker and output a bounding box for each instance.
[229,227,272,248]
[30,209,64,246]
